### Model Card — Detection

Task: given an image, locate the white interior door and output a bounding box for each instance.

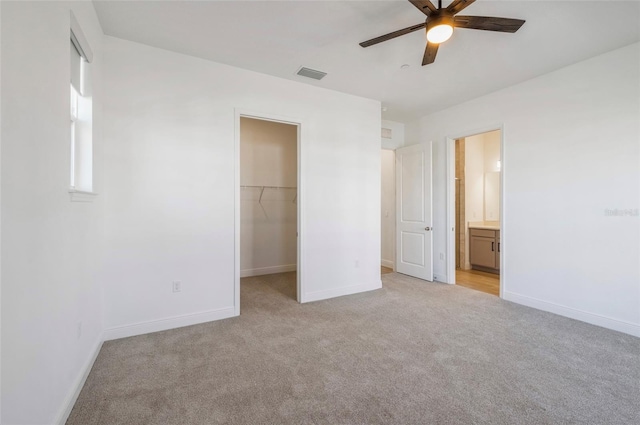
[396,142,433,281]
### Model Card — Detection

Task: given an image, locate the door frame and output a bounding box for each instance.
[381,148,396,271]
[445,124,505,298]
[234,109,304,315]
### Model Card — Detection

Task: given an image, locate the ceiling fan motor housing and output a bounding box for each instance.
[426,13,454,34]
[425,12,455,44]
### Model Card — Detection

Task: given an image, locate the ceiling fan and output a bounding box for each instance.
[360,0,525,66]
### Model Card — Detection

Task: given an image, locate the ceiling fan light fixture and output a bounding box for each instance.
[426,15,454,44]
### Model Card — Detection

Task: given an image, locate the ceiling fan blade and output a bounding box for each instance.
[359,22,427,48]
[409,0,438,17]
[446,0,476,15]
[454,16,525,33]
[422,42,439,66]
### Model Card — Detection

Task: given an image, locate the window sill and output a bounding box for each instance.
[69,189,98,203]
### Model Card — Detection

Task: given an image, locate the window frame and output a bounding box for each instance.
[68,12,97,202]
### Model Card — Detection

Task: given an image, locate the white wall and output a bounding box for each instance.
[240,117,297,277]
[381,150,395,269]
[381,119,405,150]
[483,130,501,174]
[464,131,501,225]
[0,3,2,423]
[1,2,105,424]
[101,36,381,337]
[463,134,485,269]
[0,1,3,419]
[406,43,640,336]
[482,131,501,222]
[464,134,485,223]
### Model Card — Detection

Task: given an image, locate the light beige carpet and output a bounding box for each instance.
[67,272,640,424]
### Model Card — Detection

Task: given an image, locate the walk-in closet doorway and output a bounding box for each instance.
[235,113,302,314]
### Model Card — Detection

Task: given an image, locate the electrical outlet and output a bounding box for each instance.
[355,260,359,268]
[439,252,444,260]
[172,281,182,293]
[77,322,82,339]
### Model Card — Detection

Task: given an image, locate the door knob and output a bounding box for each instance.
[425,227,432,231]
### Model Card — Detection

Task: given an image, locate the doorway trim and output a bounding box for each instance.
[234,108,304,315]
[445,124,505,298]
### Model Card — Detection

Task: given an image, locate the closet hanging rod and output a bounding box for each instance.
[240,185,297,189]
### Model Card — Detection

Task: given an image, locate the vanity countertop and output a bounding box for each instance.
[468,222,500,231]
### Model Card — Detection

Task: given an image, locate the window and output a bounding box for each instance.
[70,42,81,188]
[69,12,95,201]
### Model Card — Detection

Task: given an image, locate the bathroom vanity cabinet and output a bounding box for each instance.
[469,228,500,274]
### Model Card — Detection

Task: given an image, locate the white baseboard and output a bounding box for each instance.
[381,259,394,270]
[503,291,640,337]
[56,336,103,425]
[103,307,236,341]
[302,280,382,303]
[241,264,296,278]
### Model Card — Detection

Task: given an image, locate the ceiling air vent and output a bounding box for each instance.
[296,67,327,80]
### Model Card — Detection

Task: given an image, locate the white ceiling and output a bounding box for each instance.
[93,1,640,122]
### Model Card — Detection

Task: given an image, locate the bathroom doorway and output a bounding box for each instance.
[450,129,501,296]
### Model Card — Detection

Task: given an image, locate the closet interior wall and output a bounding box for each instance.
[240,117,298,277]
